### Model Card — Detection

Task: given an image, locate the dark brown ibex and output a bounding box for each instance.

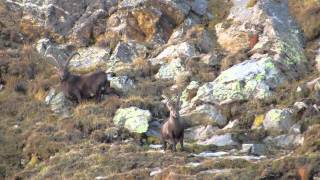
[160,93,185,152]
[45,47,113,103]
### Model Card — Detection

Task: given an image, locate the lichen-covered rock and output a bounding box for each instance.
[108,76,135,92]
[263,108,295,132]
[193,0,307,104]
[155,58,186,80]
[194,57,284,102]
[151,42,197,65]
[180,81,200,109]
[45,89,72,117]
[113,107,152,133]
[181,104,227,127]
[198,133,239,147]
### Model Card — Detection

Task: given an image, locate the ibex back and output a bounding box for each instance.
[45,47,113,103]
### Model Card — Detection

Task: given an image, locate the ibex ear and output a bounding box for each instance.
[162,95,173,111]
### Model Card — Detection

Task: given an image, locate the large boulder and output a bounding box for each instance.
[68,46,111,72]
[192,0,308,104]
[181,104,227,127]
[263,108,295,132]
[113,107,152,133]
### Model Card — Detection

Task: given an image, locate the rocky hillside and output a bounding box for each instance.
[0,0,320,179]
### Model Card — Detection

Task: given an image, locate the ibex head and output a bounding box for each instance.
[44,46,80,81]
[162,92,182,119]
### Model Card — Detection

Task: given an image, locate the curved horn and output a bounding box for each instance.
[64,52,80,68]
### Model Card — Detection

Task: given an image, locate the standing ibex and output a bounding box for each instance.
[160,93,185,152]
[45,47,113,103]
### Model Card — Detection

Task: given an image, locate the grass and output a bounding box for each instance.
[288,0,320,41]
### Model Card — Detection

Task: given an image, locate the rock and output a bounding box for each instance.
[252,114,265,129]
[294,102,308,111]
[113,107,152,133]
[194,57,284,102]
[192,151,229,158]
[168,16,201,44]
[152,0,190,25]
[110,42,138,63]
[68,46,111,72]
[223,119,240,130]
[263,108,295,132]
[181,104,227,127]
[180,81,200,109]
[155,58,186,80]
[184,125,219,142]
[35,38,52,55]
[193,0,307,104]
[110,41,147,63]
[264,134,304,148]
[289,123,301,134]
[150,167,162,177]
[198,133,239,147]
[151,42,197,65]
[316,51,320,72]
[118,0,147,8]
[241,144,267,156]
[108,76,135,92]
[145,120,161,138]
[45,89,72,117]
[190,0,208,16]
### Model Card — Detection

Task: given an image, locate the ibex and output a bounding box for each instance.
[45,47,113,103]
[160,93,185,152]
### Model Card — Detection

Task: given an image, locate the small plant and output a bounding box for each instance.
[246,0,258,8]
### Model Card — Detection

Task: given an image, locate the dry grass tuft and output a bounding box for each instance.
[289,0,320,41]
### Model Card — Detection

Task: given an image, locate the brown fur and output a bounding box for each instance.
[45,48,113,103]
[160,94,184,152]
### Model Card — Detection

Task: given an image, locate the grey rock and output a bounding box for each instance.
[151,42,197,65]
[198,133,239,147]
[107,76,135,92]
[263,108,295,132]
[264,134,304,148]
[45,89,72,117]
[241,144,267,156]
[184,125,219,141]
[181,104,227,127]
[190,0,208,16]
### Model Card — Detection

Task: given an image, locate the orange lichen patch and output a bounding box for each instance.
[34,88,47,101]
[297,165,311,180]
[249,33,259,49]
[133,8,160,41]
